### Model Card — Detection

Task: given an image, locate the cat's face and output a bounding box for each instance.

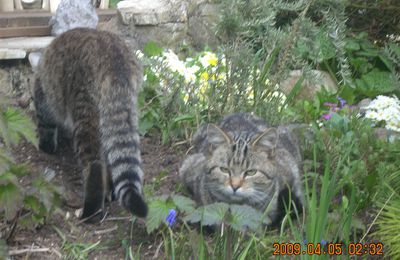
[203,125,280,208]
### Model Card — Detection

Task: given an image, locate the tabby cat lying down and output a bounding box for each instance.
[179,113,303,225]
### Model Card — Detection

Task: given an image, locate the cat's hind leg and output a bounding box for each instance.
[72,102,108,222]
[34,79,58,154]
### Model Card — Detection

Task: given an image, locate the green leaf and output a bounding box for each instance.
[0,171,18,184]
[344,39,360,51]
[24,195,44,213]
[146,196,175,234]
[229,204,264,232]
[356,69,398,97]
[318,31,336,60]
[0,112,10,147]
[173,114,195,123]
[184,203,229,226]
[138,117,155,136]
[3,108,38,147]
[338,85,355,105]
[171,195,196,214]
[0,182,23,220]
[32,177,62,212]
[341,196,349,210]
[143,41,163,57]
[0,149,13,173]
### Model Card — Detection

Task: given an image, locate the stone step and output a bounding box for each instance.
[0,9,117,38]
[0,36,54,60]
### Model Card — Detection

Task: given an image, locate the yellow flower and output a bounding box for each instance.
[200,52,218,68]
[200,71,209,81]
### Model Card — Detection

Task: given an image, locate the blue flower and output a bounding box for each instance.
[166,209,177,227]
[321,239,327,246]
[337,96,347,108]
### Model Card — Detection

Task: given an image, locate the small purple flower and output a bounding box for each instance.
[303,239,308,245]
[321,113,332,120]
[166,209,177,227]
[323,102,337,108]
[337,96,347,108]
[321,239,327,246]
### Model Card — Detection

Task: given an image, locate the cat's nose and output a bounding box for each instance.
[230,177,243,192]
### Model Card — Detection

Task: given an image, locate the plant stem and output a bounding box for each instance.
[225,225,232,260]
[168,227,176,260]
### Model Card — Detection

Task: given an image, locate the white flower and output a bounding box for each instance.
[135,50,144,59]
[183,65,200,83]
[364,95,400,132]
[163,50,186,76]
[365,95,400,110]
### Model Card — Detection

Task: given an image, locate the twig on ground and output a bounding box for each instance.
[50,248,62,258]
[99,210,108,223]
[94,225,118,235]
[104,216,131,221]
[153,241,164,259]
[9,247,50,256]
[76,209,103,225]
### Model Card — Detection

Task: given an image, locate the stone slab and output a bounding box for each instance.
[0,48,27,59]
[0,36,54,51]
[117,0,187,25]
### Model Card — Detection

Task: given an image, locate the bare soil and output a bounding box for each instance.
[4,128,187,259]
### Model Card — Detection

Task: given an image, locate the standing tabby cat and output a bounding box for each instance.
[33,28,147,221]
[180,113,303,224]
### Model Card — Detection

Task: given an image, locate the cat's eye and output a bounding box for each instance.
[219,167,230,174]
[244,169,258,177]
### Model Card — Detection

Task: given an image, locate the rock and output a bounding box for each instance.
[357,98,372,111]
[114,0,220,49]
[279,70,338,102]
[0,61,35,100]
[98,17,140,50]
[117,0,187,25]
[0,37,54,53]
[0,49,26,60]
[374,128,400,142]
[188,2,219,49]
[135,23,188,48]
[49,0,98,36]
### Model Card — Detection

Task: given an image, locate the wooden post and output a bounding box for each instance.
[42,0,50,11]
[14,0,24,10]
[99,0,109,9]
[0,0,14,12]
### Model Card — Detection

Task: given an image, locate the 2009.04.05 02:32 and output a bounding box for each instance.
[273,242,383,256]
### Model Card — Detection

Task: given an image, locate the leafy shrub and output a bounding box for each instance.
[216,0,400,103]
[0,99,61,239]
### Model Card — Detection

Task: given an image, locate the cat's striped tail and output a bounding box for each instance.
[99,77,147,218]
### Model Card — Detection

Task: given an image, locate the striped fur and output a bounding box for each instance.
[33,28,147,222]
[180,113,303,225]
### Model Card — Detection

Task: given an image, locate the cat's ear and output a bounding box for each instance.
[252,128,278,157]
[28,52,42,71]
[206,124,232,145]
